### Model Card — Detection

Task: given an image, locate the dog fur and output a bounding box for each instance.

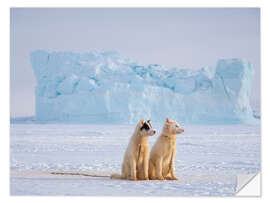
[149,117,184,180]
[110,119,155,181]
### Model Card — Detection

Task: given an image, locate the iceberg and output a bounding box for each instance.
[30,50,256,124]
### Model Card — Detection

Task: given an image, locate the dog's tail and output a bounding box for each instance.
[110,173,123,179]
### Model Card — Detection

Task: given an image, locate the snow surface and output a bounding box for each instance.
[31,50,256,124]
[10,124,260,196]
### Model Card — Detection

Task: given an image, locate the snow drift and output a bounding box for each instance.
[30,50,255,124]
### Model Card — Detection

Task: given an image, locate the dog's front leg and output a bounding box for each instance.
[169,149,178,180]
[130,158,137,181]
[143,149,149,180]
[156,158,164,180]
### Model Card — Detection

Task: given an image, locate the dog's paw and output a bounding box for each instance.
[171,176,179,181]
[157,176,165,180]
[165,176,178,180]
[137,177,149,181]
[130,177,137,181]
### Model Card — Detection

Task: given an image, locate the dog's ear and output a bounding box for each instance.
[165,117,170,123]
[147,120,152,128]
[163,121,169,130]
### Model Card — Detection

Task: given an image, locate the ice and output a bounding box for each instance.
[31,50,257,124]
[10,124,260,196]
[76,77,96,92]
[56,74,79,94]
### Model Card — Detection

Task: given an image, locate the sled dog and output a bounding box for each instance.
[149,117,184,180]
[111,119,156,181]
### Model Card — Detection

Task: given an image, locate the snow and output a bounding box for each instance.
[31,50,256,124]
[10,124,260,196]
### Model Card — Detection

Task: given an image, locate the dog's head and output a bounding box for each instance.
[137,119,156,137]
[163,117,184,135]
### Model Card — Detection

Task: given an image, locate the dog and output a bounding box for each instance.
[149,117,184,180]
[111,119,156,181]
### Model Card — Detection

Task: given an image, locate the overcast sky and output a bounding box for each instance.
[10,8,260,117]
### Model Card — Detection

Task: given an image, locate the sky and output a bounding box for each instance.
[10,8,260,117]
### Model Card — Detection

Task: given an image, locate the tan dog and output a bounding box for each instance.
[111,119,156,181]
[149,117,184,180]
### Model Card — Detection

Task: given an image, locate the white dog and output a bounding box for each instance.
[149,117,184,180]
[111,119,156,181]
